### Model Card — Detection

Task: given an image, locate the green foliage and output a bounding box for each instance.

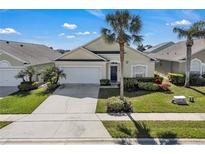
[190,75,205,86]
[100,79,111,86]
[124,78,138,90]
[18,81,38,91]
[46,82,58,91]
[107,97,133,113]
[15,66,35,82]
[138,82,160,91]
[42,66,66,85]
[168,73,185,86]
[202,74,205,78]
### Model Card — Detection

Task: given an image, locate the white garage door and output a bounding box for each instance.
[60,67,102,84]
[0,69,22,86]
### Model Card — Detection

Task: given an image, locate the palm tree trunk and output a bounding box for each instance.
[119,43,124,99]
[184,40,193,87]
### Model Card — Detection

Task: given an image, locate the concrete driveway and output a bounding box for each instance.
[0,84,111,140]
[33,84,99,114]
[0,86,18,99]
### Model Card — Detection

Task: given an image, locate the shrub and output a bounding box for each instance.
[168,73,185,85]
[100,79,111,86]
[154,74,163,84]
[107,97,133,113]
[202,74,205,78]
[190,76,205,86]
[138,82,160,91]
[46,82,58,91]
[124,78,138,90]
[18,81,38,91]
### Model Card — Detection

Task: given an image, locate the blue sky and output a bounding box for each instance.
[0,9,204,50]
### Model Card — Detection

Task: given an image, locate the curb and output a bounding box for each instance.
[0,138,205,145]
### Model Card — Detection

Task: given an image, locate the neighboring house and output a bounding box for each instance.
[55,36,155,84]
[144,41,174,54]
[0,40,61,86]
[148,39,205,75]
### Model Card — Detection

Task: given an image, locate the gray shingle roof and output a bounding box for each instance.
[0,40,61,65]
[144,42,174,53]
[148,39,205,62]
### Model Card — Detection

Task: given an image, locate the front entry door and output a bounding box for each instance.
[110,66,117,82]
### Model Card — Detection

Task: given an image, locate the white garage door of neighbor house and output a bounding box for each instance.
[0,69,22,86]
[60,67,102,84]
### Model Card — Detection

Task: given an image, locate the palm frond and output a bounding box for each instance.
[132,34,143,45]
[173,27,188,39]
[129,15,142,34]
[101,28,116,43]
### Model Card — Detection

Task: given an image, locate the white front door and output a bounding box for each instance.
[60,67,102,84]
[0,69,22,86]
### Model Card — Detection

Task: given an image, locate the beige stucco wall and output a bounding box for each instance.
[0,52,23,66]
[60,48,101,60]
[124,47,155,77]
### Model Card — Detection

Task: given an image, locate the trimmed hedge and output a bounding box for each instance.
[138,82,161,91]
[100,79,111,86]
[168,73,185,86]
[18,81,38,91]
[168,73,205,86]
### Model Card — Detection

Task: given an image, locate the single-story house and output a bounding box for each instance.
[147,39,205,75]
[55,36,155,84]
[0,40,61,86]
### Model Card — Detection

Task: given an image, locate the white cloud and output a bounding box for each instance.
[86,10,105,18]
[58,33,65,36]
[75,31,91,35]
[166,19,192,27]
[62,23,77,29]
[75,31,97,35]
[0,28,21,35]
[66,35,75,39]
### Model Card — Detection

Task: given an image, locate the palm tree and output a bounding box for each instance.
[173,20,205,87]
[15,66,35,82]
[42,66,66,85]
[101,10,143,99]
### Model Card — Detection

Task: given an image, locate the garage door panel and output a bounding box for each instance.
[0,69,22,86]
[60,67,102,84]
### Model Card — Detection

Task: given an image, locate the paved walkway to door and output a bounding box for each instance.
[0,84,111,140]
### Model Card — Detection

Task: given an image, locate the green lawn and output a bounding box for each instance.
[103,121,205,138]
[96,85,205,113]
[0,88,51,114]
[0,121,12,129]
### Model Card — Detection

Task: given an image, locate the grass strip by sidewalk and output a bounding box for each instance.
[0,122,12,129]
[103,121,205,138]
[0,88,50,114]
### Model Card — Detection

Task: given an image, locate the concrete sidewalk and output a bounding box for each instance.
[1,113,205,122]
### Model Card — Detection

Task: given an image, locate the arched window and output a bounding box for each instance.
[0,60,11,67]
[132,65,147,77]
[191,59,201,75]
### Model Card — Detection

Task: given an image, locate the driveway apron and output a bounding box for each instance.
[0,84,111,140]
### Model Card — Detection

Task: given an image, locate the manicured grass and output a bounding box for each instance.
[0,121,12,129]
[103,121,205,138]
[0,88,51,114]
[96,85,205,113]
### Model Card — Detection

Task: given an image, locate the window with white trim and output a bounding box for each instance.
[132,65,147,77]
[191,59,201,74]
